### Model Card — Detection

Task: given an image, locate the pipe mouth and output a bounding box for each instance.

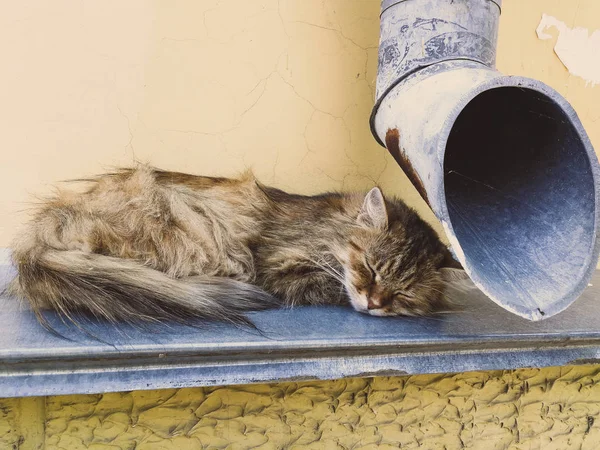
[443,85,598,319]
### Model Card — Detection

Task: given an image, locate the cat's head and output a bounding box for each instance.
[341,187,467,317]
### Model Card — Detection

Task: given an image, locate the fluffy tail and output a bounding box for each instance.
[10,249,278,328]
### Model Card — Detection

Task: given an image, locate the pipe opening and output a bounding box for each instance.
[444,87,596,315]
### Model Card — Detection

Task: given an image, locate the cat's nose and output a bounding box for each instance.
[367,298,380,310]
[367,295,387,310]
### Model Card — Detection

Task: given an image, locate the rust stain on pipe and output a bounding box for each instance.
[385,128,430,206]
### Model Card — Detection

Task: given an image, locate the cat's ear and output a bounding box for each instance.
[357,187,388,230]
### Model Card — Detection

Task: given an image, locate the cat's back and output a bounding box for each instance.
[15,166,265,279]
[38,167,258,229]
[84,166,255,207]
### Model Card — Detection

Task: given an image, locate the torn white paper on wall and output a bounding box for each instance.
[536,13,600,86]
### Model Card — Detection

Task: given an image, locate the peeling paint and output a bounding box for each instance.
[537,13,600,86]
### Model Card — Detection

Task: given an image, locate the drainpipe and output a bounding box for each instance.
[370,0,600,320]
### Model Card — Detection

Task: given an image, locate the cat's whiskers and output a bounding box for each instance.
[424,285,473,310]
[304,262,344,283]
[283,248,345,283]
[303,247,344,278]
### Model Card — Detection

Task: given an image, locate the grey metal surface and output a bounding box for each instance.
[3,264,600,398]
[371,0,600,321]
[375,0,500,102]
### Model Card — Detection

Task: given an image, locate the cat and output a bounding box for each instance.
[9,165,466,328]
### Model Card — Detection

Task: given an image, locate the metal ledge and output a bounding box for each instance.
[2,263,600,398]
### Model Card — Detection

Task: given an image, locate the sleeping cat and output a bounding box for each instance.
[9,166,466,327]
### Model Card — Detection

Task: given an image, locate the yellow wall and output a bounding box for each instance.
[3,0,599,247]
[3,367,600,449]
[3,0,600,449]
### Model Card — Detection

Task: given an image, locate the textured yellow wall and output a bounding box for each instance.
[3,367,600,449]
[2,0,600,449]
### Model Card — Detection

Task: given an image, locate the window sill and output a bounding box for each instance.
[2,263,600,398]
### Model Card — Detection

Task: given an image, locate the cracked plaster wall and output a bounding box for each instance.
[1,0,600,246]
[2,0,600,449]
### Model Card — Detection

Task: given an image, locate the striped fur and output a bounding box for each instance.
[9,166,465,327]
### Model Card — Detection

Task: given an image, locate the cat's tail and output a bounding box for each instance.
[9,248,278,328]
